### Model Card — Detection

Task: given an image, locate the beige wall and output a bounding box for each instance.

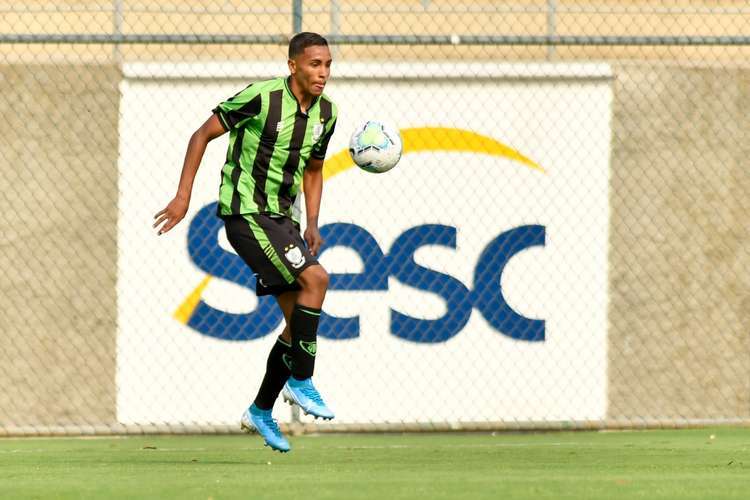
[607,64,750,421]
[1,1,748,64]
[0,64,120,426]
[1,1,746,37]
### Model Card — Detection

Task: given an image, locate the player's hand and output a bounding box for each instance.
[304,225,324,256]
[153,196,189,235]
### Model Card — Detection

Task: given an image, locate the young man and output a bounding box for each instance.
[153,32,338,453]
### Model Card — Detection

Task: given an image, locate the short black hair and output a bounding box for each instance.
[288,32,329,59]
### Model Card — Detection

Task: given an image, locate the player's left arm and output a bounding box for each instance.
[305,108,336,256]
[303,157,324,256]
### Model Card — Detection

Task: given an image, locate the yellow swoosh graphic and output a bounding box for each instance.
[323,127,545,180]
[173,275,212,323]
[175,127,544,324]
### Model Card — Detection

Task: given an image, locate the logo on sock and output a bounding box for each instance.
[299,340,317,357]
[283,244,306,269]
[282,353,293,370]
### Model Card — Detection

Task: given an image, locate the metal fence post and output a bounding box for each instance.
[293,0,303,33]
[113,0,123,62]
[547,0,557,59]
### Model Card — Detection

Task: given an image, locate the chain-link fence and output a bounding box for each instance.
[1,1,748,436]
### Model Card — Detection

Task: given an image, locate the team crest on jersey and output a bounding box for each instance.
[283,244,305,269]
[276,121,284,133]
[312,123,325,142]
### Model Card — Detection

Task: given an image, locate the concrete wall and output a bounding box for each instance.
[0,64,120,426]
[608,64,750,420]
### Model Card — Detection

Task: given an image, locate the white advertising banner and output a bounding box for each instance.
[117,62,612,425]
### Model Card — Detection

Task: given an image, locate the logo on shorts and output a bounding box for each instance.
[283,244,306,269]
[312,123,325,142]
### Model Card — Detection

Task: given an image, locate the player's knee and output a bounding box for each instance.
[299,265,329,292]
[320,269,329,291]
[311,266,329,291]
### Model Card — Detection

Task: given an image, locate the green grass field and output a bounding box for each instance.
[1,428,748,499]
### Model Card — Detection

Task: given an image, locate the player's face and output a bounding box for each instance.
[289,45,332,97]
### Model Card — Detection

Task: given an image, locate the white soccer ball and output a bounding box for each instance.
[348,120,403,173]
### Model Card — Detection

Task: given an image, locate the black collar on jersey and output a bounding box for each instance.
[285,76,319,115]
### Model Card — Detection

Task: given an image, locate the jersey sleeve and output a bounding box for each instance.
[311,103,338,160]
[212,84,262,131]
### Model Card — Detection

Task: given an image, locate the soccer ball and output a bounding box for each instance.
[348,120,403,173]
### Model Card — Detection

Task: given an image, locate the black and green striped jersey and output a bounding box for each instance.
[212,76,338,221]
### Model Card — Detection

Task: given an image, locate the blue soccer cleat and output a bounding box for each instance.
[240,404,290,453]
[282,377,335,420]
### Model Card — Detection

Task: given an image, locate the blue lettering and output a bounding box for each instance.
[388,225,472,343]
[183,203,546,344]
[472,225,546,341]
[317,223,388,340]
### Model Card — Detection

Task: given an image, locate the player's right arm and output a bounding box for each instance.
[153,113,226,235]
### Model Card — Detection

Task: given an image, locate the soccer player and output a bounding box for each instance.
[153,32,338,453]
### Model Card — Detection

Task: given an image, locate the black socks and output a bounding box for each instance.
[252,304,321,410]
[289,304,321,380]
[253,336,292,410]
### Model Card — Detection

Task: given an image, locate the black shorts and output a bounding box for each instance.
[223,213,318,297]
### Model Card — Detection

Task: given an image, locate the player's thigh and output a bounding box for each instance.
[223,215,269,274]
[248,214,318,284]
[223,214,303,293]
